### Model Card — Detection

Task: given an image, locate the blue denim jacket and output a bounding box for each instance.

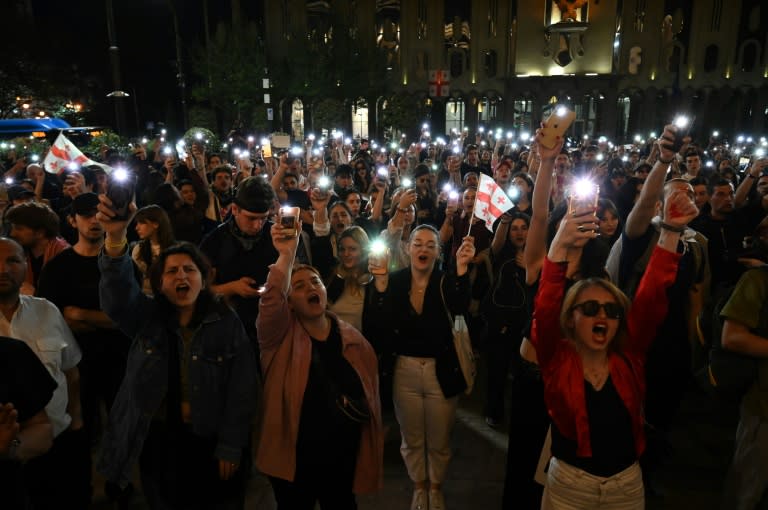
[97,252,257,486]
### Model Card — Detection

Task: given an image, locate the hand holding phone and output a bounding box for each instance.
[539,106,576,149]
[278,206,300,237]
[107,169,137,221]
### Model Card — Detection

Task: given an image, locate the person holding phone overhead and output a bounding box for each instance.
[531,128,698,508]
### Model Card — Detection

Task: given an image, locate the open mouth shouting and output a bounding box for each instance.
[176,283,191,299]
[592,322,609,343]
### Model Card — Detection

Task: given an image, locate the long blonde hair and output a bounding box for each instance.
[335,226,370,296]
[559,278,631,353]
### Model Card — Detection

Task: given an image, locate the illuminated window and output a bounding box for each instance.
[546,0,589,24]
[446,99,465,133]
[292,99,304,140]
[351,98,369,139]
[477,96,500,124]
[513,99,534,131]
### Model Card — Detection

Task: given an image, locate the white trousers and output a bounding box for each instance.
[541,457,645,510]
[393,356,459,484]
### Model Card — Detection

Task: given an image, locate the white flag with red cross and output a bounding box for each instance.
[428,69,450,97]
[473,174,514,231]
[43,133,111,175]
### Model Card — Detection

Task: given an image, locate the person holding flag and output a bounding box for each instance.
[42,133,111,176]
[440,174,513,266]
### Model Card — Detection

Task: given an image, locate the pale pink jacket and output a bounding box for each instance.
[255,265,383,494]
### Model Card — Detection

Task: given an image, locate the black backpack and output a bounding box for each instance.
[694,266,768,400]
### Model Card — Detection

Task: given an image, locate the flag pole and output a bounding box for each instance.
[467,197,476,238]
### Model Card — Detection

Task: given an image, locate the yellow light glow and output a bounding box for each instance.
[764,68,767,78]
[725,67,731,79]
[21,103,30,109]
[650,71,656,80]
[548,66,565,76]
[688,69,694,80]
[402,72,407,85]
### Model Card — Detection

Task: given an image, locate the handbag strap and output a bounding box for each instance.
[438,274,455,330]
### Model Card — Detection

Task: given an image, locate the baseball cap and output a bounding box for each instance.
[72,192,100,216]
[7,185,35,202]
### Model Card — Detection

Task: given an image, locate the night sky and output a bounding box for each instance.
[9,0,260,133]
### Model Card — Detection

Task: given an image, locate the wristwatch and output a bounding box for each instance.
[8,437,20,460]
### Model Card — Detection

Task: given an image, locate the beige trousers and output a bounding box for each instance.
[541,457,645,510]
[393,356,459,484]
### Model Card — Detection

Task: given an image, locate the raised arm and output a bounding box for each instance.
[256,222,300,357]
[625,125,676,239]
[524,135,564,285]
[626,186,697,355]
[532,207,599,368]
[96,196,152,338]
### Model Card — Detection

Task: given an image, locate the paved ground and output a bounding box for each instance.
[90,359,739,509]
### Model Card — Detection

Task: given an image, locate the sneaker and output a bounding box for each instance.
[411,488,428,510]
[429,488,446,510]
[485,416,501,428]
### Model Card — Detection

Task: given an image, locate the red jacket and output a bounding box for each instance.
[532,246,681,458]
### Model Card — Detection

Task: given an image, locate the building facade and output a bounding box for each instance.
[262,0,767,142]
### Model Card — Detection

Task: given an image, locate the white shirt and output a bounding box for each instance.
[0,295,82,437]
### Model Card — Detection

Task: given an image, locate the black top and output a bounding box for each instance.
[199,219,278,344]
[551,376,636,477]
[0,337,57,509]
[295,320,362,488]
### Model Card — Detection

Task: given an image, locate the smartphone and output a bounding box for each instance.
[316,175,331,199]
[738,157,750,167]
[540,106,576,149]
[568,178,600,214]
[671,115,694,152]
[278,206,300,237]
[107,169,136,221]
[368,239,389,269]
[262,140,272,159]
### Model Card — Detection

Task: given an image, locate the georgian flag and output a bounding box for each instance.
[473,174,514,231]
[43,133,111,175]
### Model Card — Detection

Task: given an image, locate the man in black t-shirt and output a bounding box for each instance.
[0,337,56,509]
[200,177,279,347]
[38,193,132,443]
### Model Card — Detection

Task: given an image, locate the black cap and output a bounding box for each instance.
[413,164,430,179]
[72,192,100,216]
[7,185,35,201]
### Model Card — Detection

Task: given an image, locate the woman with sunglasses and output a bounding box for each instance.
[531,185,698,508]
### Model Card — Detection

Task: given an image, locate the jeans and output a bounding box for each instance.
[542,458,644,510]
[393,356,459,484]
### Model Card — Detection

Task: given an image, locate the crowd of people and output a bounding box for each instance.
[0,118,766,510]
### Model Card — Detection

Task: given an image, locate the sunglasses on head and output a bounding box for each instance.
[571,300,623,319]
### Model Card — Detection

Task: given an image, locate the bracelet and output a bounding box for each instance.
[396,207,409,213]
[660,222,685,233]
[659,158,674,165]
[105,238,128,250]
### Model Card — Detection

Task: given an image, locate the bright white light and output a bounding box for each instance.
[673,116,689,129]
[650,132,657,138]
[583,134,589,140]
[308,134,315,141]
[622,155,628,162]
[377,168,388,177]
[401,178,413,188]
[556,106,568,117]
[737,135,745,143]
[506,132,514,139]
[596,153,605,161]
[31,154,39,162]
[344,138,352,145]
[0,143,7,149]
[380,147,386,153]
[5,178,13,185]
[113,168,129,182]
[233,148,241,156]
[163,147,173,156]
[442,183,452,193]
[613,40,620,48]
[735,148,742,155]
[507,187,520,201]
[572,178,597,199]
[422,123,429,130]
[706,161,714,168]
[424,131,431,138]
[634,134,642,142]
[520,132,530,142]
[290,147,303,156]
[240,151,250,159]
[261,138,269,145]
[390,142,398,150]
[370,239,387,255]
[747,137,754,143]
[161,129,167,135]
[452,146,461,154]
[141,137,148,144]
[598,136,607,143]
[318,176,331,188]
[712,131,719,137]
[68,162,79,171]
[756,148,766,158]
[479,127,485,133]
[247,136,254,143]
[448,190,459,200]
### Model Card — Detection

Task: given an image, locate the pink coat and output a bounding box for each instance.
[255,265,383,494]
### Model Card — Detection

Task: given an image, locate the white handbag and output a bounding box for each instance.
[440,276,476,395]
